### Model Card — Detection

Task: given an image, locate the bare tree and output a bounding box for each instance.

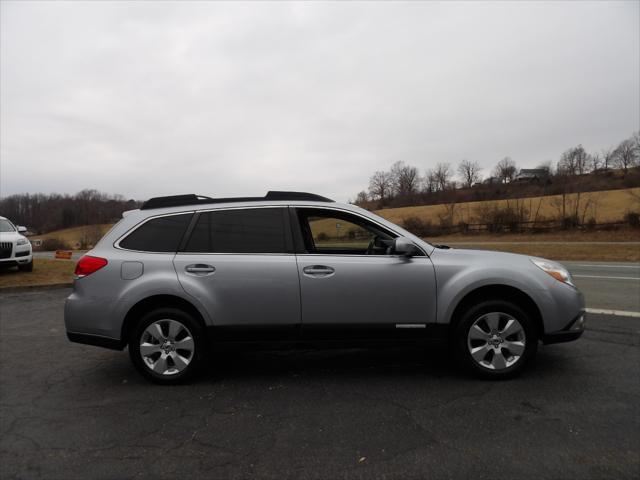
[438,201,457,228]
[493,157,518,183]
[368,170,394,201]
[576,146,589,174]
[588,152,602,172]
[422,169,438,193]
[433,163,453,191]
[612,138,639,174]
[390,161,420,197]
[600,147,614,171]
[457,159,482,188]
[354,191,368,205]
[0,191,138,234]
[557,145,589,175]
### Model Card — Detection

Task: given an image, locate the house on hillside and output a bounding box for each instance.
[515,168,550,183]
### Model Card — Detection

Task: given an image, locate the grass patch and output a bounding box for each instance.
[0,259,75,289]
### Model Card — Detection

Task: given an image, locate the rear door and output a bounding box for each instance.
[174,207,301,338]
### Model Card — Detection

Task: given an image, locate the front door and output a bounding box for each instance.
[293,207,437,338]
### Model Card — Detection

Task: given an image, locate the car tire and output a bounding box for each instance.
[128,307,207,385]
[453,299,538,379]
[18,260,33,272]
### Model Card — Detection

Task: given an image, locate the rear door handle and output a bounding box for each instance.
[185,264,216,275]
[303,265,335,277]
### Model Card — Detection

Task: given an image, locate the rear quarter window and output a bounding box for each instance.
[119,213,193,252]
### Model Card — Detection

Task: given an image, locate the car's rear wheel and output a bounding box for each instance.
[453,299,538,379]
[128,308,207,384]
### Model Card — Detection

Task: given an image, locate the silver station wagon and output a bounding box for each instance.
[65,191,585,384]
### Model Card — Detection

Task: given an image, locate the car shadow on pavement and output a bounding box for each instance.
[79,342,582,387]
[204,345,459,381]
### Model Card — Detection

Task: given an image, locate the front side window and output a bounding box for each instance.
[297,208,396,255]
[119,213,193,252]
[0,219,16,233]
[184,208,288,254]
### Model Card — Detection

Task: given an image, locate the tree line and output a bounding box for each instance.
[0,190,140,234]
[356,132,640,207]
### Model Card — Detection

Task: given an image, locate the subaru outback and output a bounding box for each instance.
[65,191,585,384]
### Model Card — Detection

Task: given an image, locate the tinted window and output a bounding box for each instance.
[184,208,287,253]
[120,213,192,252]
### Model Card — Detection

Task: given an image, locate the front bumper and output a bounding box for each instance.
[542,311,586,344]
[0,243,32,265]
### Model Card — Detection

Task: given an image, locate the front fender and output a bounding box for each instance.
[437,270,547,324]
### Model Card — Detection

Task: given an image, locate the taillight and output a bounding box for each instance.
[75,255,108,278]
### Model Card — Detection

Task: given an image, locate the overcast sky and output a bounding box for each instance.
[1,1,638,202]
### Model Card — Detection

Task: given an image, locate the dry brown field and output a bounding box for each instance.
[375,187,640,226]
[0,259,75,289]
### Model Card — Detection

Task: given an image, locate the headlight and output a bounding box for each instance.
[16,238,30,246]
[531,259,574,286]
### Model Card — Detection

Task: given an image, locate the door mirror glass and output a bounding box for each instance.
[393,237,420,257]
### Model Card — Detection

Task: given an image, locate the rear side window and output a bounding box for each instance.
[184,208,288,254]
[119,213,193,252]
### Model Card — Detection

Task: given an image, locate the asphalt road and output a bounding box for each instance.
[563,261,640,313]
[1,288,638,479]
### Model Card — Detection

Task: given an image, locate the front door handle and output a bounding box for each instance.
[303,265,335,277]
[185,264,216,275]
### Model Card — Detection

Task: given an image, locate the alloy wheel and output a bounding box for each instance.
[466,312,526,370]
[139,319,195,376]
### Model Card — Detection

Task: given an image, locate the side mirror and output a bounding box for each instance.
[393,236,420,257]
[17,226,27,233]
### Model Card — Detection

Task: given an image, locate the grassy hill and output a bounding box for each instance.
[303,187,640,246]
[374,187,640,226]
[30,224,113,249]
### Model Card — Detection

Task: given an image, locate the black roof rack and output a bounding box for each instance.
[140,191,334,210]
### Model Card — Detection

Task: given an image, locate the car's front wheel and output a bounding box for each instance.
[453,300,538,379]
[128,308,207,384]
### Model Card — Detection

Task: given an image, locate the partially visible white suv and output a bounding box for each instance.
[0,216,33,271]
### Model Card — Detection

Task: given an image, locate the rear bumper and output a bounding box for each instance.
[542,311,586,345]
[66,331,124,350]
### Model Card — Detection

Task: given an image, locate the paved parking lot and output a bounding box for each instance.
[1,288,639,479]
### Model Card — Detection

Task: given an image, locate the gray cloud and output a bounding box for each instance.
[1,1,638,202]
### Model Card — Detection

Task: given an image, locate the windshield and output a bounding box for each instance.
[0,219,16,233]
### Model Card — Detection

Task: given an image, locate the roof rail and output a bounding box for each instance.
[140,191,333,210]
[140,194,215,210]
[264,191,333,202]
